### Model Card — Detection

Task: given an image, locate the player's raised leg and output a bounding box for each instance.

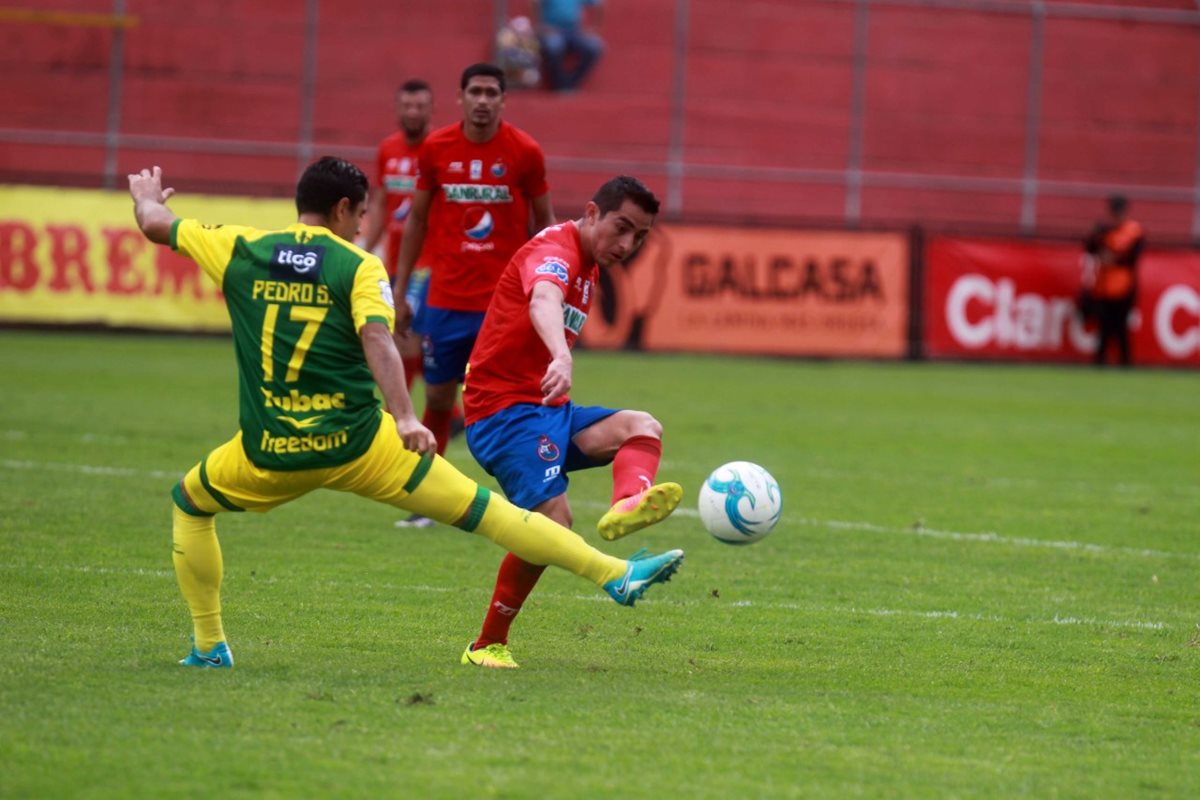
[375,450,684,602]
[580,410,683,541]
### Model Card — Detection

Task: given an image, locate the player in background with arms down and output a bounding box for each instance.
[127,159,684,669]
[460,176,683,669]
[358,79,463,527]
[1081,194,1145,366]
[391,63,554,468]
[360,78,434,397]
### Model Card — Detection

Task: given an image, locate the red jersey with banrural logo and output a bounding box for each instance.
[375,131,423,273]
[376,131,422,235]
[463,221,596,424]
[416,120,549,311]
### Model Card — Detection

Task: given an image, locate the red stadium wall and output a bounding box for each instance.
[2,0,1198,240]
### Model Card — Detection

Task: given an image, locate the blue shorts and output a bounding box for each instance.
[421,306,486,384]
[466,402,620,509]
[406,267,431,335]
[388,266,432,335]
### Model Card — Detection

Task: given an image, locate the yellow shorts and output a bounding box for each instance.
[172,412,484,527]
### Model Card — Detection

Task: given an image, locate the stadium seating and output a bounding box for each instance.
[2,0,1196,238]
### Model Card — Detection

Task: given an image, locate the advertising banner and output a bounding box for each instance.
[925,237,1200,367]
[0,185,294,331]
[3,186,913,359]
[580,225,910,358]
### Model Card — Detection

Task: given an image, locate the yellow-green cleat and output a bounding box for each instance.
[597,482,684,541]
[461,642,519,669]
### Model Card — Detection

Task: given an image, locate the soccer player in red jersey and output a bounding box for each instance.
[359,79,464,529]
[391,63,555,464]
[361,79,432,393]
[459,176,684,669]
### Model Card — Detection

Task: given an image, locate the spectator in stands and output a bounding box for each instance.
[534,0,604,92]
[495,16,542,90]
[1080,194,1145,366]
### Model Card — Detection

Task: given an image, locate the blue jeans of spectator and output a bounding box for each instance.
[540,25,603,91]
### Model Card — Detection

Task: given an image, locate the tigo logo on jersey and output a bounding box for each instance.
[535,258,570,284]
[537,435,560,462]
[271,244,325,281]
[463,208,495,240]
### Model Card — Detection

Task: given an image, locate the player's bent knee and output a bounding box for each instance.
[626,410,663,440]
[535,494,573,529]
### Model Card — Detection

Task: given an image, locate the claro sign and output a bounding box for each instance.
[926,237,1200,366]
[580,225,910,358]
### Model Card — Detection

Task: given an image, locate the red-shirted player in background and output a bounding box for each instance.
[362,79,433,389]
[362,79,464,529]
[391,64,555,498]
[459,176,684,669]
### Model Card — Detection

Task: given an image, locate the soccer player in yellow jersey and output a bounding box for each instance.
[127,158,684,669]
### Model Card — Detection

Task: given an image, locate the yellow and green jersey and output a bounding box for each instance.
[171,219,395,471]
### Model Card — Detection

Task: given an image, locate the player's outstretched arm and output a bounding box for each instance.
[128,166,177,245]
[529,281,572,403]
[361,321,436,454]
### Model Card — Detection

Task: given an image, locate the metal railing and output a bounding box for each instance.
[4,0,1198,238]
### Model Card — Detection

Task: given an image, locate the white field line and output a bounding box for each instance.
[573,500,1198,562]
[794,516,1200,562]
[0,561,1172,631]
[1,458,178,481]
[4,457,1197,563]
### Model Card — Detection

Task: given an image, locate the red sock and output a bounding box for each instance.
[451,403,464,422]
[402,355,422,392]
[423,406,454,455]
[474,553,546,648]
[611,435,663,504]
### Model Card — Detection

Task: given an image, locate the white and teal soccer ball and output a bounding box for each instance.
[698,461,782,544]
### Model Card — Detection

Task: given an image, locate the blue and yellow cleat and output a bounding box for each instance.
[179,640,233,669]
[603,547,684,607]
[597,482,683,541]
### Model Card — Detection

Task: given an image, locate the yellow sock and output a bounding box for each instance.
[473,493,626,586]
[171,506,226,651]
[397,454,627,586]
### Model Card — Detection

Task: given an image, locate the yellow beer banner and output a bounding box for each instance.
[0,185,294,331]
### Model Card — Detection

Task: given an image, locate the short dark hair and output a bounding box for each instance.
[461,62,506,93]
[1107,194,1129,215]
[295,157,368,216]
[398,78,431,95]
[592,176,661,217]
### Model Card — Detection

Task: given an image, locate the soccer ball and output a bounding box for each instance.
[698,461,782,545]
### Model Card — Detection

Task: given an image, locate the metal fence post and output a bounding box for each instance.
[297,0,319,176]
[102,0,127,190]
[845,0,870,226]
[1020,1,1046,234]
[666,0,690,219]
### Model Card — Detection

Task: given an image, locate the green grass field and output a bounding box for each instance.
[1,330,1197,798]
